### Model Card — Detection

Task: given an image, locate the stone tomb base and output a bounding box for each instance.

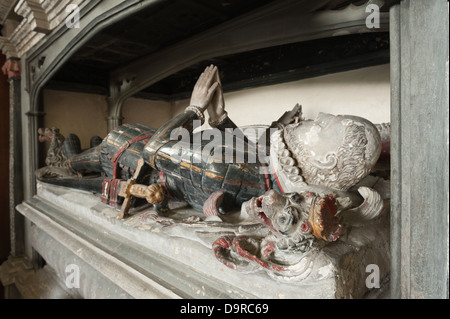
[7,181,390,299]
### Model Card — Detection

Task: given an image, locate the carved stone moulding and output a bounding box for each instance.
[0,36,19,59]
[0,0,17,24]
[20,181,390,299]
[2,0,88,58]
[15,0,51,34]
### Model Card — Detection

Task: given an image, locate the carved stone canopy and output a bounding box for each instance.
[44,0,391,101]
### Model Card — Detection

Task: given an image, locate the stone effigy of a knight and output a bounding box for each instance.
[37,65,389,275]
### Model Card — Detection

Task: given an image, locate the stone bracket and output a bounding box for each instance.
[0,37,19,59]
[15,0,51,34]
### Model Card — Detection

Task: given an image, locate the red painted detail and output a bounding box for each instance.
[111,134,153,178]
[270,161,285,194]
[378,141,390,163]
[158,171,174,199]
[240,181,266,188]
[101,178,121,207]
[259,212,276,232]
[213,236,233,249]
[319,194,342,241]
[321,194,338,216]
[232,236,286,272]
[259,163,271,191]
[254,198,277,233]
[328,224,343,242]
[203,190,226,216]
[212,236,236,269]
[300,221,310,233]
[262,241,275,258]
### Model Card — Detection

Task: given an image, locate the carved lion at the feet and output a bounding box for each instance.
[212,187,383,278]
[38,127,66,167]
[35,127,77,179]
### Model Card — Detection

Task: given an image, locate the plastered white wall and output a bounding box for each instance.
[43,89,109,149]
[43,92,173,149]
[173,64,391,127]
[122,97,172,129]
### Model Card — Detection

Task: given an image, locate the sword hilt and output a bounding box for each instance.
[116,158,165,219]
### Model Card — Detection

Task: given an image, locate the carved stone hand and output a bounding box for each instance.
[207,67,226,124]
[189,65,219,112]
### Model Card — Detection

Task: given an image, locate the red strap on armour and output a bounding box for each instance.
[111,134,153,178]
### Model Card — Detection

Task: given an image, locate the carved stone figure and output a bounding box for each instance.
[37,65,387,275]
[212,186,383,274]
[35,126,103,179]
[1,58,21,79]
[35,127,79,178]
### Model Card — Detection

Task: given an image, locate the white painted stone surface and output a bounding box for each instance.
[33,181,390,298]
